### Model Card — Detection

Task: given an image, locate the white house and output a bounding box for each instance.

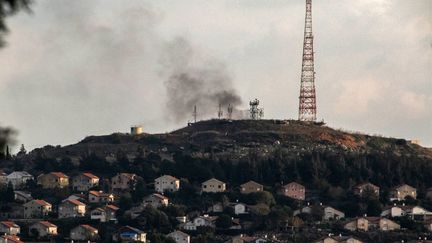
[6,171,33,189]
[181,215,218,231]
[155,175,180,193]
[143,194,169,208]
[167,230,190,243]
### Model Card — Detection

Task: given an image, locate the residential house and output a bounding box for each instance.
[167,230,190,243]
[294,205,345,221]
[155,175,180,193]
[37,172,69,189]
[113,226,146,243]
[314,235,363,243]
[424,219,432,232]
[29,221,58,238]
[404,205,432,221]
[181,215,218,231]
[23,199,52,218]
[90,205,119,223]
[381,205,404,218]
[354,183,380,197]
[6,171,33,189]
[202,178,226,193]
[70,224,99,242]
[72,172,99,191]
[280,182,305,200]
[226,234,268,243]
[13,191,32,203]
[111,173,139,191]
[0,170,6,185]
[390,184,417,201]
[229,203,247,215]
[88,190,115,204]
[58,199,86,218]
[0,221,20,235]
[344,217,400,231]
[208,202,224,213]
[0,235,23,243]
[143,193,169,208]
[240,181,264,194]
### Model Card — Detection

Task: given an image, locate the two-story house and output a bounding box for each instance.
[240,181,264,194]
[88,190,115,204]
[6,171,34,189]
[143,193,169,208]
[0,221,20,235]
[202,178,226,193]
[294,204,345,221]
[23,200,52,218]
[344,217,400,231]
[280,182,305,200]
[29,221,58,238]
[181,215,218,231]
[111,173,139,192]
[70,224,99,242]
[113,226,146,243]
[354,183,380,197]
[155,175,180,193]
[37,172,69,189]
[167,230,190,243]
[390,184,417,201]
[90,205,119,223]
[72,172,99,192]
[58,199,86,218]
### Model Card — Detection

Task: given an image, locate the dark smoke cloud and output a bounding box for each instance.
[162,37,242,121]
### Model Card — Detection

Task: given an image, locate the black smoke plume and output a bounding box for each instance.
[162,37,242,122]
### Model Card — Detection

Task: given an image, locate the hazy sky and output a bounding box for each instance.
[0,0,431,150]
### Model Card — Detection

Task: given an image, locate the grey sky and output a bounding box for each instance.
[0,0,431,150]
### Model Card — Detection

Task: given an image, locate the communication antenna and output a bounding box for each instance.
[193,105,197,123]
[298,0,317,122]
[227,104,233,120]
[217,103,223,119]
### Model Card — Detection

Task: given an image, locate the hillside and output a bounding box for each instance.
[28,119,432,161]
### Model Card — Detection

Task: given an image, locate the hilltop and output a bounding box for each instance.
[27,119,432,161]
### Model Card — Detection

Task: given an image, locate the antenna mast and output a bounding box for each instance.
[217,103,223,119]
[298,0,317,122]
[193,105,197,123]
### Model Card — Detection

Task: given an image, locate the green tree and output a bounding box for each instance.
[215,214,232,229]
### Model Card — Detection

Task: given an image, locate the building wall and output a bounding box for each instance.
[202,180,226,193]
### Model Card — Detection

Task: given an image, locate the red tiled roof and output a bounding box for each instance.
[80,224,98,233]
[64,199,86,206]
[50,172,68,178]
[1,221,19,228]
[34,199,51,207]
[1,235,23,243]
[82,172,99,179]
[89,190,112,198]
[105,205,119,211]
[38,221,57,228]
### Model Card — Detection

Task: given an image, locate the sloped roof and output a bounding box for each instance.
[168,230,189,238]
[105,205,119,211]
[1,235,23,243]
[79,224,98,233]
[283,181,305,188]
[240,180,263,188]
[50,172,68,178]
[202,178,225,185]
[63,199,86,206]
[156,175,179,182]
[119,225,145,234]
[1,221,19,228]
[82,172,99,179]
[32,199,52,207]
[38,221,57,228]
[393,184,416,191]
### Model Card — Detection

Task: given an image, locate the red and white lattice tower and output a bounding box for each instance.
[298,0,317,122]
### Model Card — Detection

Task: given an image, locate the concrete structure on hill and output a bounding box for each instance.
[0,221,20,235]
[114,226,146,243]
[6,171,33,189]
[167,230,190,243]
[344,217,400,231]
[88,190,115,204]
[143,193,169,208]
[111,173,139,191]
[354,182,380,197]
[58,199,86,218]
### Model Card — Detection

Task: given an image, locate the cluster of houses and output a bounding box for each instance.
[0,170,432,242]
